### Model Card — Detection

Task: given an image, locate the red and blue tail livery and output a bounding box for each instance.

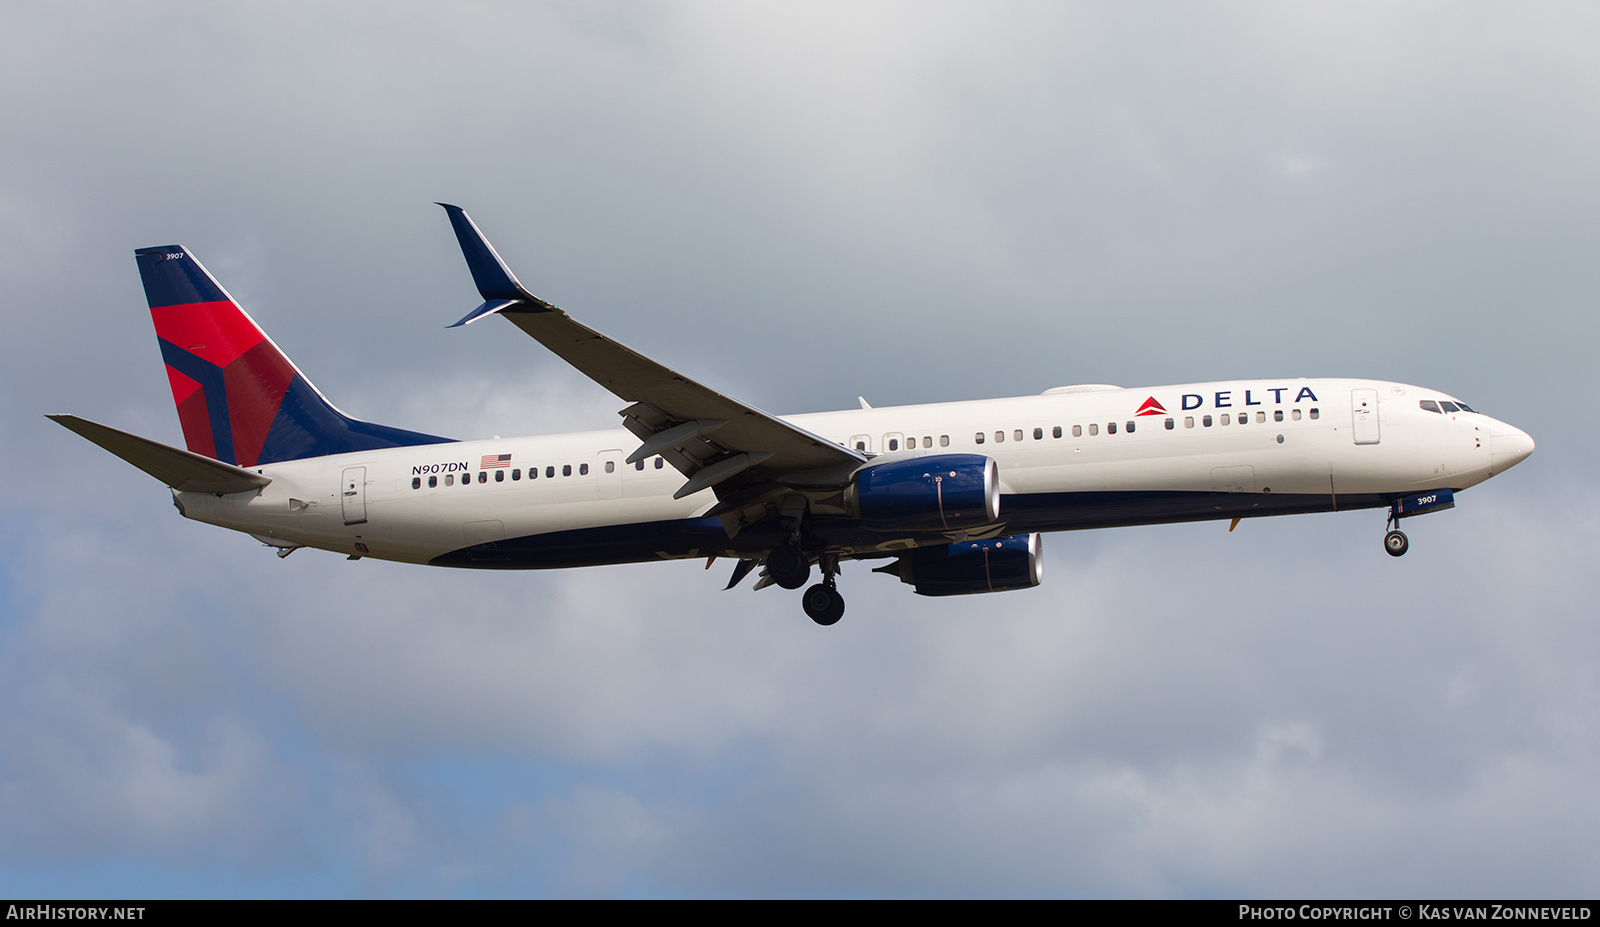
[134,246,451,467]
[49,207,1535,626]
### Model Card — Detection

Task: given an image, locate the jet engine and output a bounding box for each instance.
[843,454,1000,532]
[875,533,1043,596]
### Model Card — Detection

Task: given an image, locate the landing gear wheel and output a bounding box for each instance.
[802,583,846,626]
[767,544,811,590]
[1384,529,1409,557]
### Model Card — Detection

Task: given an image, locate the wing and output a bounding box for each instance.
[437,205,866,511]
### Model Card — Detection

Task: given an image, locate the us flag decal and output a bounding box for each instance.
[480,453,512,469]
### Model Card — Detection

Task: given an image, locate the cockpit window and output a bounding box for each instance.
[1457,402,1474,412]
[1439,401,1460,413]
[1420,400,1441,414]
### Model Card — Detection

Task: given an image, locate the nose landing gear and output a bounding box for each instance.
[1381,490,1456,557]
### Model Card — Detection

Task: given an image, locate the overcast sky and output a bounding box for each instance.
[3,1,1596,898]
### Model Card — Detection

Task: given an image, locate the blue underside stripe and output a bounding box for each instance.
[428,489,1405,569]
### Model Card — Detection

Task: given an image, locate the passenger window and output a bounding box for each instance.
[974,432,985,444]
[562,464,572,476]
[1221,414,1231,425]
[512,469,521,480]
[579,463,589,475]
[1126,421,1135,433]
[1256,411,1266,423]
[1203,415,1213,427]
[476,471,486,483]
[888,438,899,451]
[1034,427,1043,440]
[1309,408,1320,420]
[445,474,455,486]
[1073,425,1082,437]
[412,477,421,490]
[428,475,437,488]
[635,460,644,470]
[546,466,555,478]
[856,441,866,451]
[1165,417,1174,430]
[1107,422,1117,435]
[923,436,932,448]
[605,461,615,473]
[1184,416,1194,428]
[940,435,949,447]
[1053,426,1062,438]
[1014,430,1024,442]
[1291,409,1302,421]
[995,431,1005,443]
[1274,409,1284,422]
[1088,423,1098,436]
[495,470,504,482]
[655,458,664,469]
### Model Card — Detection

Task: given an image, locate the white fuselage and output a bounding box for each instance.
[173,378,1534,567]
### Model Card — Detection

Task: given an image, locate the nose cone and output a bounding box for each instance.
[1491,427,1535,474]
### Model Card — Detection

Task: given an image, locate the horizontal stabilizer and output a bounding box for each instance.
[48,414,271,494]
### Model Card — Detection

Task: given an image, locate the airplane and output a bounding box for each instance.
[50,204,1536,626]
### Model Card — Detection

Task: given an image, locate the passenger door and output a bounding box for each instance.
[340,466,367,525]
[1351,389,1380,445]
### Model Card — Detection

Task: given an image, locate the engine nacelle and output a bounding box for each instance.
[843,454,1000,532]
[877,533,1044,597]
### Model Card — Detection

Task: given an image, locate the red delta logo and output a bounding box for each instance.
[1134,396,1168,417]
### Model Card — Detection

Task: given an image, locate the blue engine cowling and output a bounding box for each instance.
[876,533,1043,596]
[844,454,1000,532]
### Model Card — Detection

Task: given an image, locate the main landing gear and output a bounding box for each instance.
[802,582,845,626]
[765,542,811,590]
[755,528,847,625]
[771,546,844,626]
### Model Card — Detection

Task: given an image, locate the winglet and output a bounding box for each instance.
[437,203,557,327]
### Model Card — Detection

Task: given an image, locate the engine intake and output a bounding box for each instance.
[844,454,1000,532]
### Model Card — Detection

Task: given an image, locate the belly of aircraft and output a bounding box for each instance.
[426,489,1394,569]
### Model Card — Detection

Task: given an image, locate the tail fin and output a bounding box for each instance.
[135,246,453,467]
